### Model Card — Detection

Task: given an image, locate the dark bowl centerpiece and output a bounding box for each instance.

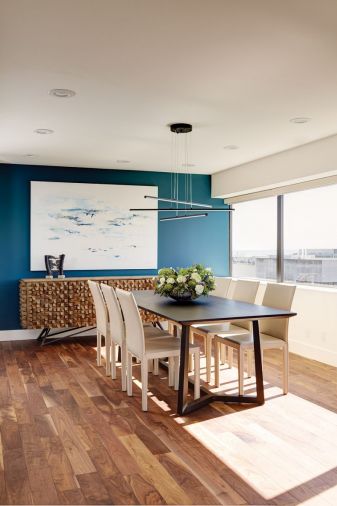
[154,264,215,302]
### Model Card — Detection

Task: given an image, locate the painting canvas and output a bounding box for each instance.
[30,181,158,270]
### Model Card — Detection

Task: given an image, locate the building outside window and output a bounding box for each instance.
[232,196,277,280]
[284,184,337,286]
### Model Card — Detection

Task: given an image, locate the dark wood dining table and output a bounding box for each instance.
[133,290,297,415]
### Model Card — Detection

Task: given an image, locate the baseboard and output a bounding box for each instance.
[289,339,337,367]
[0,327,95,342]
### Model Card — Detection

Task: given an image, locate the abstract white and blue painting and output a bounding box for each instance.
[30,181,158,270]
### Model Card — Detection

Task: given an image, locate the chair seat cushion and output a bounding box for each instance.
[193,323,249,337]
[145,336,199,354]
[144,325,171,339]
[216,332,285,348]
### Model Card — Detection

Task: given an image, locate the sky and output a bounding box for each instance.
[232,184,337,252]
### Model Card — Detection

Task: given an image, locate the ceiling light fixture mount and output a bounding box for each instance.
[170,123,193,134]
[49,88,76,98]
[34,128,54,135]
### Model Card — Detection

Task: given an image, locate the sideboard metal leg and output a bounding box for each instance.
[39,326,96,346]
[37,328,50,345]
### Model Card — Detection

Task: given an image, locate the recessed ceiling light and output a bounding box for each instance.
[34,128,54,135]
[224,144,239,150]
[182,163,195,167]
[49,88,76,98]
[116,159,131,163]
[25,153,35,157]
[289,117,311,124]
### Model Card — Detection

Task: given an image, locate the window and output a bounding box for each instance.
[231,183,337,286]
[232,197,277,280]
[284,185,337,286]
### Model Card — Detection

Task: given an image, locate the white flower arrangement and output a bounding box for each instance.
[155,264,216,301]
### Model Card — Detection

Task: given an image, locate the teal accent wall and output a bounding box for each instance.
[0,163,229,330]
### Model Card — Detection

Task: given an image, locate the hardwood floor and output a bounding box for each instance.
[0,336,336,505]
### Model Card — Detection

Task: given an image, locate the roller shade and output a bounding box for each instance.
[225,174,337,204]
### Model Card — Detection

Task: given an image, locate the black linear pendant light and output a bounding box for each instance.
[130,123,234,221]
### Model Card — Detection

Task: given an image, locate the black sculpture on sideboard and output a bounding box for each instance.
[44,254,65,279]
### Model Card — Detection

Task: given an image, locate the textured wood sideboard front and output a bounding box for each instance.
[20,277,158,329]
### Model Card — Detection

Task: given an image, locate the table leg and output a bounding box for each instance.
[175,319,265,415]
[253,319,265,405]
[177,324,190,415]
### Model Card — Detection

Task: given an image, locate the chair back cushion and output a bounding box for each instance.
[213,277,232,298]
[260,283,296,341]
[87,280,108,336]
[231,279,260,330]
[100,284,124,346]
[115,288,144,357]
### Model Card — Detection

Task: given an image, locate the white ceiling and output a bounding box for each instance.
[1,0,337,174]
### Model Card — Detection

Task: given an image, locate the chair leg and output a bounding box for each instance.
[111,342,116,380]
[141,359,148,411]
[220,343,226,365]
[168,356,174,386]
[105,334,111,376]
[97,331,102,366]
[228,347,233,368]
[194,351,200,400]
[238,348,244,395]
[148,359,153,373]
[283,344,289,394]
[174,356,180,390]
[127,352,133,396]
[153,358,159,375]
[188,330,194,372]
[206,335,212,383]
[214,340,220,388]
[247,349,253,378]
[121,342,127,392]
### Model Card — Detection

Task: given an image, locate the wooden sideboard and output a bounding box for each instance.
[20,276,159,329]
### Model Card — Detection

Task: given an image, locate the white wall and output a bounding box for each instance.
[212,134,337,199]
[287,285,337,367]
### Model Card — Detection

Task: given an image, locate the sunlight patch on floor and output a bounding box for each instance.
[184,391,337,501]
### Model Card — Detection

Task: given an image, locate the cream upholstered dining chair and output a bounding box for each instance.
[100,283,126,388]
[116,288,200,411]
[88,280,111,376]
[214,283,296,395]
[190,279,258,383]
[100,283,172,390]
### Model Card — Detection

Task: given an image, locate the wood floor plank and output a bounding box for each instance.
[3,447,33,505]
[126,473,166,505]
[56,488,87,505]
[41,434,79,493]
[81,406,141,476]
[19,423,60,504]
[0,432,7,505]
[120,434,193,504]
[158,451,221,505]
[49,405,96,475]
[76,471,112,505]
